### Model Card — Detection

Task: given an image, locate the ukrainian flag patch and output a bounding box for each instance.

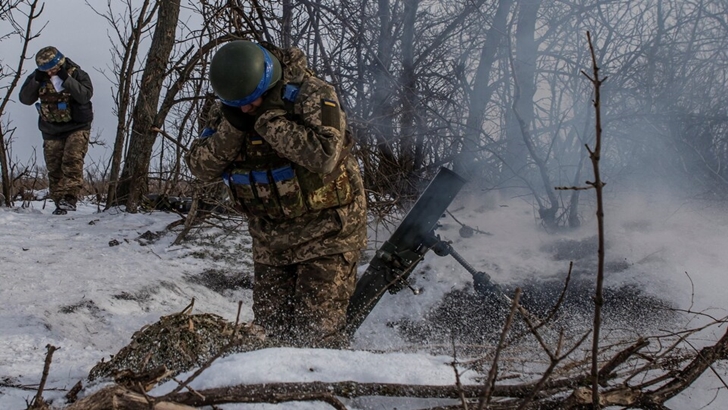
[321,98,341,130]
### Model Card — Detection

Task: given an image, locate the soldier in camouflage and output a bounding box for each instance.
[186,40,367,348]
[19,46,93,215]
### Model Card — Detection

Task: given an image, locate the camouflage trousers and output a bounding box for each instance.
[43,129,89,204]
[253,251,358,348]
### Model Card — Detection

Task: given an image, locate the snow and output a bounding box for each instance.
[1,192,727,409]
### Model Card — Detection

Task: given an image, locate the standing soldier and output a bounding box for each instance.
[19,46,93,215]
[186,40,367,348]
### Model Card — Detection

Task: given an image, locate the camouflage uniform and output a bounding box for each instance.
[186,45,367,348]
[19,46,93,209]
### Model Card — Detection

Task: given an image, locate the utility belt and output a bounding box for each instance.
[225,160,354,220]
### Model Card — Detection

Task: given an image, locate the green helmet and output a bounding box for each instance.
[209,40,282,107]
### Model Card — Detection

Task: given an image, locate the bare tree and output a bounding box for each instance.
[115,0,181,211]
[453,0,513,181]
[0,0,43,207]
[88,0,158,210]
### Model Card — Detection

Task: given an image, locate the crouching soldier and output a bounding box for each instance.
[186,41,367,348]
[19,46,93,215]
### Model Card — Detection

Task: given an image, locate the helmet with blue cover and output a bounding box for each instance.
[209,40,282,107]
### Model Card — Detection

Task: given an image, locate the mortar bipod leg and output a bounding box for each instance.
[429,239,506,297]
[428,238,544,325]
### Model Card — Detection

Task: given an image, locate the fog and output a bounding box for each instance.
[3,0,727,206]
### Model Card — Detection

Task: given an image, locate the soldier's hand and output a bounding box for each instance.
[255,81,286,115]
[34,69,49,82]
[56,66,69,81]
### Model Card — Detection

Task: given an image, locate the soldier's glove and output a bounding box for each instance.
[255,81,286,115]
[34,69,49,82]
[56,66,69,81]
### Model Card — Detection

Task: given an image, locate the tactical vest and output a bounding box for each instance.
[222,85,355,220]
[36,67,77,123]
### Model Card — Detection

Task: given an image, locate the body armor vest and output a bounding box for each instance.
[36,67,76,123]
[221,99,354,220]
[226,132,354,220]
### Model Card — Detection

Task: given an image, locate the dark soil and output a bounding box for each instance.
[185,268,253,294]
[397,278,674,350]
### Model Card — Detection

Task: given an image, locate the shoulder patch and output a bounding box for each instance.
[321,98,341,130]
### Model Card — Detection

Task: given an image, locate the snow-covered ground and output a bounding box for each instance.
[1,190,727,409]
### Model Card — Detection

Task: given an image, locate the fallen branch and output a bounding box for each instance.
[28,344,58,409]
[637,326,728,406]
[64,385,195,410]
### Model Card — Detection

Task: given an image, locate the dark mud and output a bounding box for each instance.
[397,278,674,349]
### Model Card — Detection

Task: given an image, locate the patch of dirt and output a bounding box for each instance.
[111,281,179,305]
[397,278,675,352]
[541,236,599,261]
[0,376,21,389]
[59,299,103,316]
[136,230,165,245]
[112,288,155,303]
[185,269,253,294]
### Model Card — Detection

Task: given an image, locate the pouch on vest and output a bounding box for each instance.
[298,162,354,211]
[39,96,73,123]
[251,170,284,219]
[271,165,307,219]
[228,170,267,216]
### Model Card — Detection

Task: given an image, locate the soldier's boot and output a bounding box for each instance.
[52,207,67,215]
[58,196,77,211]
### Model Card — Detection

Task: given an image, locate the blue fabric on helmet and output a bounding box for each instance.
[220,44,274,107]
[38,51,65,71]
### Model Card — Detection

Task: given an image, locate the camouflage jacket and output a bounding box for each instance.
[19,58,93,139]
[186,46,367,266]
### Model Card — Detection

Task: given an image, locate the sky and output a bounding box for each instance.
[1,188,728,409]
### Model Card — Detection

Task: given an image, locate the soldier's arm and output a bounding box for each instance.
[185,122,245,182]
[63,67,93,104]
[254,82,345,175]
[18,74,41,105]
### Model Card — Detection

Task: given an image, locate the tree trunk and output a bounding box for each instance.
[0,0,43,207]
[453,0,513,181]
[501,0,539,188]
[507,1,558,227]
[370,0,397,169]
[117,0,181,211]
[398,0,419,193]
[105,0,156,209]
[0,123,11,206]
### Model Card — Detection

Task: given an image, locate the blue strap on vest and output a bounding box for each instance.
[199,127,216,138]
[252,170,270,184]
[271,165,295,182]
[282,84,300,103]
